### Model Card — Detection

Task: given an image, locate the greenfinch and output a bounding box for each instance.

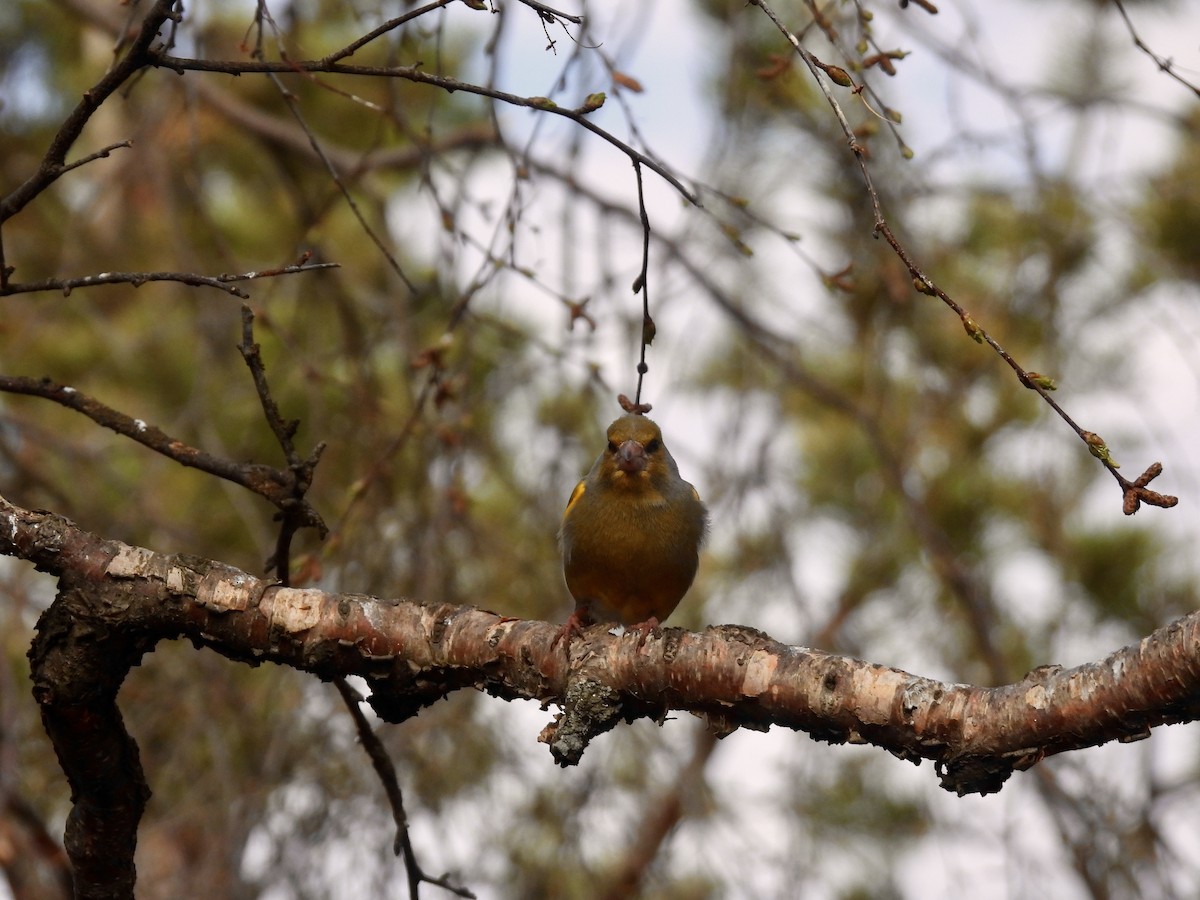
[557,413,708,643]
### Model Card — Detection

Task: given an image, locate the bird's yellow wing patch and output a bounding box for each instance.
[563,479,587,520]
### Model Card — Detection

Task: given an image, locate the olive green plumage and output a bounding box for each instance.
[559,414,708,633]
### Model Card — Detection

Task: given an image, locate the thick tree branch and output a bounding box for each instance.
[6,488,1200,894]
[4,491,1199,801]
[27,560,156,900]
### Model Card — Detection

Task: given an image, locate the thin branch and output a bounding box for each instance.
[748,0,1178,515]
[514,0,584,26]
[0,375,327,536]
[801,0,909,154]
[631,161,652,408]
[56,140,135,176]
[0,262,339,299]
[236,306,329,578]
[190,78,499,174]
[148,52,698,205]
[238,306,305,467]
[334,678,475,900]
[240,4,419,294]
[1112,0,1200,98]
[325,0,459,64]
[0,0,179,223]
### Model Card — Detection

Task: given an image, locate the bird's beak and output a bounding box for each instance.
[615,439,647,474]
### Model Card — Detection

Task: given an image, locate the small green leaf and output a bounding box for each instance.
[1025,372,1058,391]
[962,314,984,343]
[1083,431,1120,468]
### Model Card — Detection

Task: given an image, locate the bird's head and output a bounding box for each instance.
[600,414,672,486]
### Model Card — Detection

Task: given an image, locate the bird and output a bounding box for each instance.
[556,413,708,646]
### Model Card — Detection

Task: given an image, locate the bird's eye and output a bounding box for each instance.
[645,439,660,453]
[607,441,618,453]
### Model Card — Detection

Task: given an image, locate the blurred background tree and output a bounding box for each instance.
[1,0,1198,897]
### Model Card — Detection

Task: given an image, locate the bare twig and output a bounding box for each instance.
[56,140,135,176]
[236,305,329,577]
[0,374,328,536]
[631,162,653,407]
[324,0,459,64]
[514,0,584,26]
[749,0,1179,515]
[190,78,499,173]
[246,3,418,293]
[234,291,455,900]
[1112,0,1200,98]
[0,0,180,224]
[147,52,698,205]
[334,679,475,900]
[0,262,339,299]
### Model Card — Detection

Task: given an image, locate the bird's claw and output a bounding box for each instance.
[552,613,661,653]
[626,617,661,649]
[551,610,589,653]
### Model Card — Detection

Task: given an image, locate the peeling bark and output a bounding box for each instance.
[3,493,1200,895]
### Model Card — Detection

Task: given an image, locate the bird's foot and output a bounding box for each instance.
[551,609,590,652]
[626,617,661,649]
